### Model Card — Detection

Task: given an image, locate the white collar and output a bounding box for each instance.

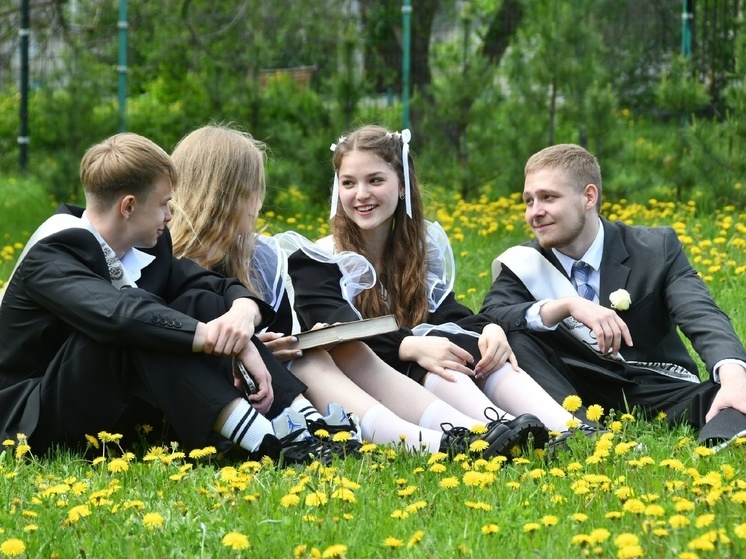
[81,211,156,285]
[553,218,604,277]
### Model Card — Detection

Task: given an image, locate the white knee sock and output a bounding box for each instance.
[482,368,574,432]
[218,399,274,452]
[423,372,498,422]
[290,397,323,424]
[360,403,443,453]
[418,399,482,432]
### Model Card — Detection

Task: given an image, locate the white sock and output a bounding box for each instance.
[218,399,274,451]
[482,368,574,432]
[290,397,323,424]
[418,399,483,432]
[360,403,442,453]
[423,373,498,422]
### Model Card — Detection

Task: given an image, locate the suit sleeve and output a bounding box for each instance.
[659,227,746,372]
[19,232,199,352]
[288,249,411,370]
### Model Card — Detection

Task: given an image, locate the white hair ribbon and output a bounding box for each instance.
[329,136,346,220]
[401,128,412,218]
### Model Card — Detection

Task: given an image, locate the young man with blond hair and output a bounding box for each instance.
[481,143,746,447]
[0,132,336,463]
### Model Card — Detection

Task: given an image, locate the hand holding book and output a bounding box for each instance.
[291,315,399,351]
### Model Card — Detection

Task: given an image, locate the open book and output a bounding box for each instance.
[293,315,399,351]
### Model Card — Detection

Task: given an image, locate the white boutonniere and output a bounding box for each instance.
[609,289,631,311]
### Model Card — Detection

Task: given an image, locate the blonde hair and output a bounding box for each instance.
[331,125,430,327]
[525,143,603,210]
[80,132,177,209]
[170,124,266,293]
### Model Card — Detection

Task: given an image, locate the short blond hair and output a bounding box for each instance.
[525,144,603,210]
[80,132,177,208]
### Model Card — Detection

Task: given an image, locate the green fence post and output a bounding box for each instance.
[402,0,412,130]
[118,0,128,132]
[19,0,30,173]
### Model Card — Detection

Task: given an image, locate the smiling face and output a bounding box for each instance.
[338,150,403,239]
[523,167,599,259]
[128,177,173,249]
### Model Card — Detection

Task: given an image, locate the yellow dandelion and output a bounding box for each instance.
[678,553,698,559]
[669,515,691,528]
[734,523,746,539]
[617,544,644,558]
[142,512,164,530]
[67,505,91,523]
[694,446,715,457]
[523,522,541,533]
[438,477,460,489]
[22,525,36,533]
[222,532,250,551]
[571,513,588,522]
[622,499,645,514]
[469,439,489,453]
[407,530,425,548]
[305,492,328,507]
[84,434,100,449]
[481,524,500,534]
[572,534,593,546]
[383,537,404,548]
[590,528,611,543]
[605,511,623,520]
[332,431,351,443]
[2,439,14,447]
[687,537,714,551]
[14,445,31,459]
[430,463,446,473]
[562,395,582,413]
[331,488,356,503]
[107,458,129,473]
[695,514,715,528]
[614,534,640,547]
[541,515,558,526]
[586,404,604,422]
[0,539,25,557]
[322,544,347,558]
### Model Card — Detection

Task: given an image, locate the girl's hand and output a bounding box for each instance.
[475,323,518,379]
[399,335,475,382]
[256,331,302,363]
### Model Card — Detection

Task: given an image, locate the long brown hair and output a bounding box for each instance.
[331,125,430,327]
[169,124,266,294]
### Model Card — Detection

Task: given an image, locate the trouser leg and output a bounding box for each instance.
[30,332,239,454]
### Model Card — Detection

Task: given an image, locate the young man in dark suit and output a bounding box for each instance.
[0,132,343,463]
[480,143,746,446]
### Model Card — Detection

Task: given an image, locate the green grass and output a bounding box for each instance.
[1,177,746,557]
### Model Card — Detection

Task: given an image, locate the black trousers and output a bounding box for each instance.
[507,330,724,428]
[28,292,306,454]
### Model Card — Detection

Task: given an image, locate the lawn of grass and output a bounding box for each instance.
[1,177,745,558]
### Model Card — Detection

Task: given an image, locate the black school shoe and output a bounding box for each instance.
[439,421,521,459]
[698,407,746,451]
[484,408,550,450]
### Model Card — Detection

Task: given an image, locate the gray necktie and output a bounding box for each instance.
[572,261,596,301]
